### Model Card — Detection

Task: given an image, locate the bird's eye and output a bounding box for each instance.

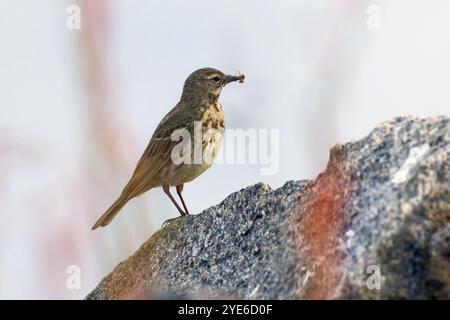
[212,76,221,83]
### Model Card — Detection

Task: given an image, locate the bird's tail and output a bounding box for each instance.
[92,193,131,230]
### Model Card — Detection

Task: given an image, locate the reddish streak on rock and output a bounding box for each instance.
[298,149,350,299]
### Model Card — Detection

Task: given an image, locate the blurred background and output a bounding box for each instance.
[0,0,449,299]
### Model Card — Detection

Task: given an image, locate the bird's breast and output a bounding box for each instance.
[159,131,223,186]
[155,104,225,187]
[201,103,225,130]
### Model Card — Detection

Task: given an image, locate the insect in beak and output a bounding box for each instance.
[225,74,245,84]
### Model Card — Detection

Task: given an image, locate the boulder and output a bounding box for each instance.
[87,116,449,299]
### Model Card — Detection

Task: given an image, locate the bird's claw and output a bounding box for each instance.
[162,216,183,227]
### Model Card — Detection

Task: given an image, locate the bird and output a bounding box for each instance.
[92,67,245,230]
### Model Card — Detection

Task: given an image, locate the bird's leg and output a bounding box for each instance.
[162,185,187,227]
[163,185,186,216]
[176,184,190,215]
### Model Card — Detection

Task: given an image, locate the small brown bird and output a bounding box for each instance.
[92,68,244,229]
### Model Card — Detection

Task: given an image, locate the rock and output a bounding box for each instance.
[86,116,449,300]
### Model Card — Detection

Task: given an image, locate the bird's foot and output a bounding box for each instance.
[162,215,184,227]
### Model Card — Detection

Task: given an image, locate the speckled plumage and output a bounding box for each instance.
[92,68,244,229]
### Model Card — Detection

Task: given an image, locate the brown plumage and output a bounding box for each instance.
[92,68,244,229]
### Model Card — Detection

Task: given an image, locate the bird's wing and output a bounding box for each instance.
[122,105,192,197]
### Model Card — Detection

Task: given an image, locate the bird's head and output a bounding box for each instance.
[181,67,244,104]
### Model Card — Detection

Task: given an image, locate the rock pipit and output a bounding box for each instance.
[92,68,244,229]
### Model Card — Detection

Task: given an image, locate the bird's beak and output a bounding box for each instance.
[224,74,245,85]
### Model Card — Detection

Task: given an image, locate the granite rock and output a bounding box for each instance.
[87,116,449,299]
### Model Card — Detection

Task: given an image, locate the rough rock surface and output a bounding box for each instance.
[87,116,449,300]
